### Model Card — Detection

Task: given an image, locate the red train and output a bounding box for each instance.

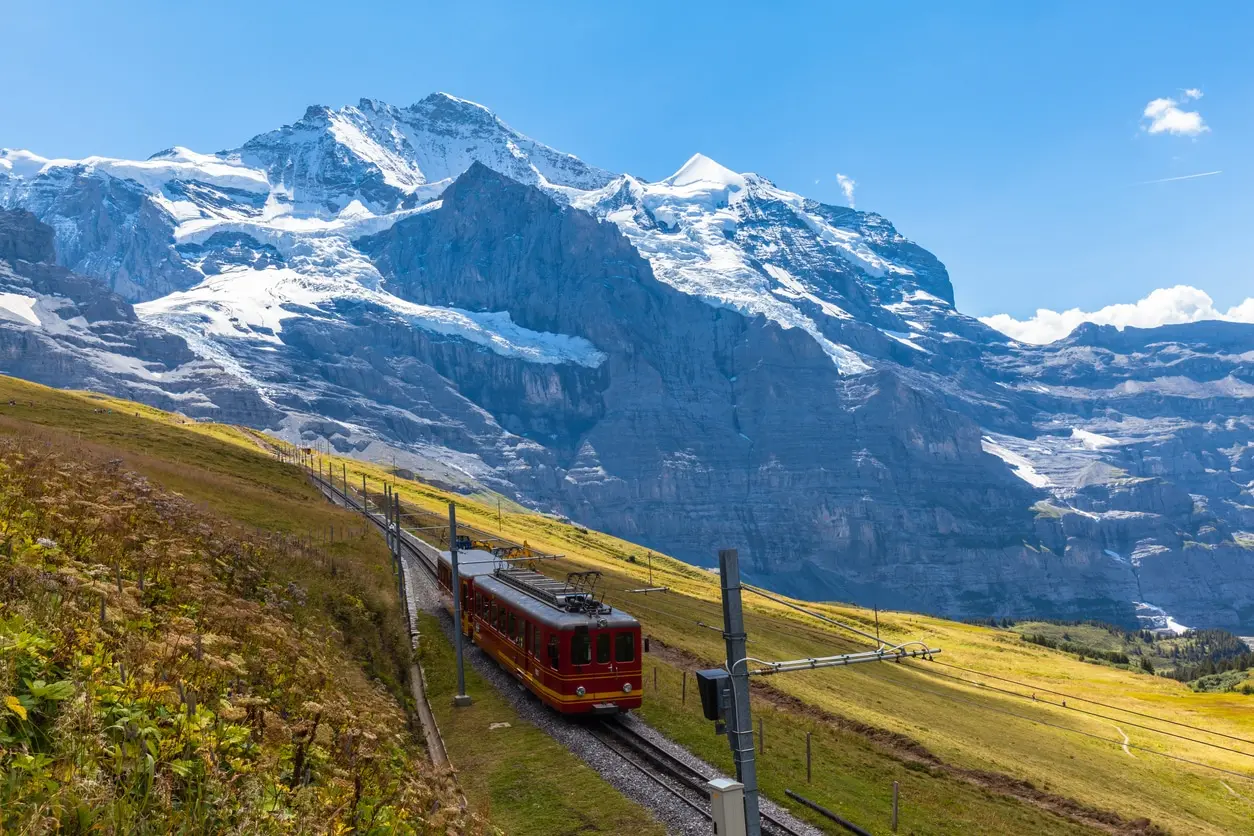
[436,549,643,714]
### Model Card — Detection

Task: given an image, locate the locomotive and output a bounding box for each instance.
[435,549,643,714]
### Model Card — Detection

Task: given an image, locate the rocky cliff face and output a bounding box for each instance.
[1,94,1250,629]
[0,209,274,421]
[980,322,1254,628]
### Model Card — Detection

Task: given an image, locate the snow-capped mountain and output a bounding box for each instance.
[1,93,1250,630]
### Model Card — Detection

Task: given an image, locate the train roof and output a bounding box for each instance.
[474,571,640,630]
[437,549,498,578]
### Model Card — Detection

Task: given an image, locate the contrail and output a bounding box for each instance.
[1137,170,1222,185]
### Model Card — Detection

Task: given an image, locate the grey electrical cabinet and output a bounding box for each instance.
[707,778,746,836]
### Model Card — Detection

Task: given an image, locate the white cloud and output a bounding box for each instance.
[836,173,856,208]
[1141,92,1209,136]
[980,285,1254,344]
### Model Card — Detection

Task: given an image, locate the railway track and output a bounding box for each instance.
[590,718,809,836]
[313,473,441,579]
[309,468,814,835]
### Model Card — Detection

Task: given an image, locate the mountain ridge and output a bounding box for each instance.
[1,93,1251,630]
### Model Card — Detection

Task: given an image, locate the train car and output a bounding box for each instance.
[435,551,643,715]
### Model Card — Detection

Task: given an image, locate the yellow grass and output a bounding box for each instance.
[298,437,1254,834]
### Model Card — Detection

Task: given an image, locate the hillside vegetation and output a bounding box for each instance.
[0,379,492,833]
[1010,620,1254,689]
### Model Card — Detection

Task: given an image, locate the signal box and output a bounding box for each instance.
[696,668,730,723]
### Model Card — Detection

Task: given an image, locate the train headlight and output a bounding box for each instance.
[575,686,586,697]
[623,682,632,693]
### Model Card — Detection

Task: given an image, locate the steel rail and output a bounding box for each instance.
[586,722,713,820]
[597,720,807,836]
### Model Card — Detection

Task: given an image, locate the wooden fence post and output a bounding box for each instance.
[806,731,812,783]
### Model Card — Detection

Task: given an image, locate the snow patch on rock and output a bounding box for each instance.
[982,436,1052,488]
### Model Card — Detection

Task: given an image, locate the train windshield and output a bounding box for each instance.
[571,626,591,665]
[596,632,611,663]
[615,631,635,663]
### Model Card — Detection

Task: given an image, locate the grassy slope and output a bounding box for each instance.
[0,391,485,832]
[291,441,1254,835]
[0,375,667,834]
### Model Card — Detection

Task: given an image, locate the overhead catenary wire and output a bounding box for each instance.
[741,583,887,646]
[592,574,868,651]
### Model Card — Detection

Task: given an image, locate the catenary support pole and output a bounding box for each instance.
[384,484,391,553]
[719,548,761,835]
[449,503,472,707]
[392,493,402,599]
[392,493,401,568]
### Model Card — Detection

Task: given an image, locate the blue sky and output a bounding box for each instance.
[3,1,1250,329]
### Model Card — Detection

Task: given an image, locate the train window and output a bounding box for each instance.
[490,600,498,627]
[547,634,560,668]
[508,612,517,639]
[498,607,507,632]
[615,632,635,663]
[531,625,540,658]
[571,626,591,666]
[596,632,611,664]
[514,616,524,645]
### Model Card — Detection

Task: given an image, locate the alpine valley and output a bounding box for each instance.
[2,93,1251,630]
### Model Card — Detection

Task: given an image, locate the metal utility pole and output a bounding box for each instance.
[719,548,761,835]
[392,493,402,590]
[449,503,472,707]
[383,483,390,540]
[704,554,942,836]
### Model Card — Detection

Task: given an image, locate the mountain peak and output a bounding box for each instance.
[663,153,747,191]
[418,91,493,111]
[407,92,500,126]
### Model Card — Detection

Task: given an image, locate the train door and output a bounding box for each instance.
[459,579,472,635]
[525,622,536,676]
